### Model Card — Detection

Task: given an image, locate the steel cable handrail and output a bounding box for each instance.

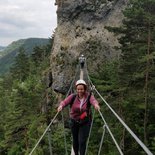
[84,60,99,155]
[84,108,95,155]
[61,63,80,155]
[87,75,153,155]
[85,61,122,155]
[29,111,59,155]
[98,110,124,155]
[30,56,153,155]
[87,75,123,154]
[29,64,80,155]
[98,125,106,155]
[66,64,80,97]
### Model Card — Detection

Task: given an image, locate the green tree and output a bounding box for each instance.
[0,36,55,154]
[106,0,155,153]
[10,47,30,82]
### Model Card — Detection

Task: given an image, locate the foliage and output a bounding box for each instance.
[1,1,155,154]
[101,0,155,154]
[0,36,55,154]
[0,38,49,75]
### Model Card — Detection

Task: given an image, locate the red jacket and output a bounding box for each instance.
[60,92,99,121]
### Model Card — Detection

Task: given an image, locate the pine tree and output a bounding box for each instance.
[106,0,155,153]
[10,47,30,82]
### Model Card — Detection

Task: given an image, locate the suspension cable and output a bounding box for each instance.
[88,78,153,155]
[66,64,80,96]
[61,63,80,155]
[98,125,106,155]
[85,59,110,155]
[61,112,68,155]
[29,111,59,155]
[85,108,96,155]
[29,63,80,155]
[84,60,99,155]
[85,59,153,155]
[61,77,77,155]
[98,110,124,155]
[85,59,123,154]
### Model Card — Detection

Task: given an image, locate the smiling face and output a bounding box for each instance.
[76,84,86,98]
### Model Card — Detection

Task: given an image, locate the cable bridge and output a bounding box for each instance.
[29,55,153,155]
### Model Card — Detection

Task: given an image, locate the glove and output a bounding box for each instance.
[80,111,87,120]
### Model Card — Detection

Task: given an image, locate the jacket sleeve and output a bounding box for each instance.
[59,94,75,108]
[89,94,99,107]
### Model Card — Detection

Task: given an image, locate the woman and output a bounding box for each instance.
[57,79,100,155]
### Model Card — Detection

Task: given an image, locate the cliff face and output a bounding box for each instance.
[51,0,128,93]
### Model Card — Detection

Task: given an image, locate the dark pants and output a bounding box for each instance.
[70,119,91,155]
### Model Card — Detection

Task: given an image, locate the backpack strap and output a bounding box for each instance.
[87,92,91,108]
[69,92,92,109]
[69,94,76,108]
[86,92,92,115]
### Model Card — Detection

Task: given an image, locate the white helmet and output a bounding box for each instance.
[75,79,87,86]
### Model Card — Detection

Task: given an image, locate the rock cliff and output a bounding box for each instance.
[51,0,128,94]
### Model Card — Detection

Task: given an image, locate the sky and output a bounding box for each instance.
[0,0,57,46]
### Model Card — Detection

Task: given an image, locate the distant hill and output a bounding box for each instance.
[0,38,49,75]
[0,46,6,58]
[0,46,5,51]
